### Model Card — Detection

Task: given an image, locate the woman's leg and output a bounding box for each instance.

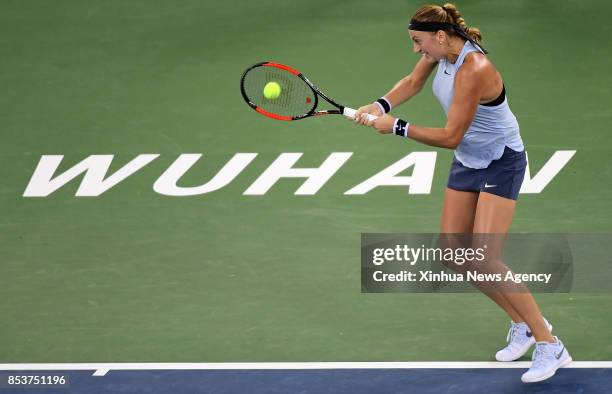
[441,188,478,233]
[473,191,555,343]
[440,188,523,322]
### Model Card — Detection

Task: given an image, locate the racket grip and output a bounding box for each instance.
[343,107,378,122]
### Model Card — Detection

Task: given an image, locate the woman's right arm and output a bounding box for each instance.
[385,55,437,107]
[354,55,437,122]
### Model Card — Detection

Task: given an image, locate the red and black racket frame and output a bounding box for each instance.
[240,61,347,121]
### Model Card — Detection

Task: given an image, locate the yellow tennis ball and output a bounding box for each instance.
[263,82,281,100]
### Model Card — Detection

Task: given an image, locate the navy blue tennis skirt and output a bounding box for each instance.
[447,146,527,200]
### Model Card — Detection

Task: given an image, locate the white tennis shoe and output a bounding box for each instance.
[495,318,552,362]
[521,337,572,383]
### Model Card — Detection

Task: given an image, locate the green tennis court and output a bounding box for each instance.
[1,0,611,368]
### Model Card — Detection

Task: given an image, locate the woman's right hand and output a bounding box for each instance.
[353,103,383,126]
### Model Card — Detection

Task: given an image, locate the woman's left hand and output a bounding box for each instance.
[358,114,396,134]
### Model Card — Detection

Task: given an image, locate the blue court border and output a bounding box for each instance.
[1,362,611,393]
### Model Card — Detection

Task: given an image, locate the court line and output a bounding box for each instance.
[1,362,612,377]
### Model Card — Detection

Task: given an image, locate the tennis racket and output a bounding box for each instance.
[240,61,377,122]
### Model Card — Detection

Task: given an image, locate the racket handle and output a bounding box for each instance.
[343,107,378,122]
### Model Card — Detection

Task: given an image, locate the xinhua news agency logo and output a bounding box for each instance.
[22,151,575,197]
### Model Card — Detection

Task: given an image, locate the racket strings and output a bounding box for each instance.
[242,66,315,117]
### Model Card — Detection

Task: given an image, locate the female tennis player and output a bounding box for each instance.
[354,3,571,383]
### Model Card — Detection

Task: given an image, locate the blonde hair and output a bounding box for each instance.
[412,3,482,43]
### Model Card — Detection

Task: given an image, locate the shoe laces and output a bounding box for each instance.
[531,343,553,369]
[506,322,521,344]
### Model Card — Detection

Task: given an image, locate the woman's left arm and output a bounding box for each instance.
[368,60,485,150]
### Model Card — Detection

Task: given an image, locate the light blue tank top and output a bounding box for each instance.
[432,41,524,169]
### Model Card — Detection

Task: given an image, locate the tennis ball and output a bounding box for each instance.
[263,82,281,100]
